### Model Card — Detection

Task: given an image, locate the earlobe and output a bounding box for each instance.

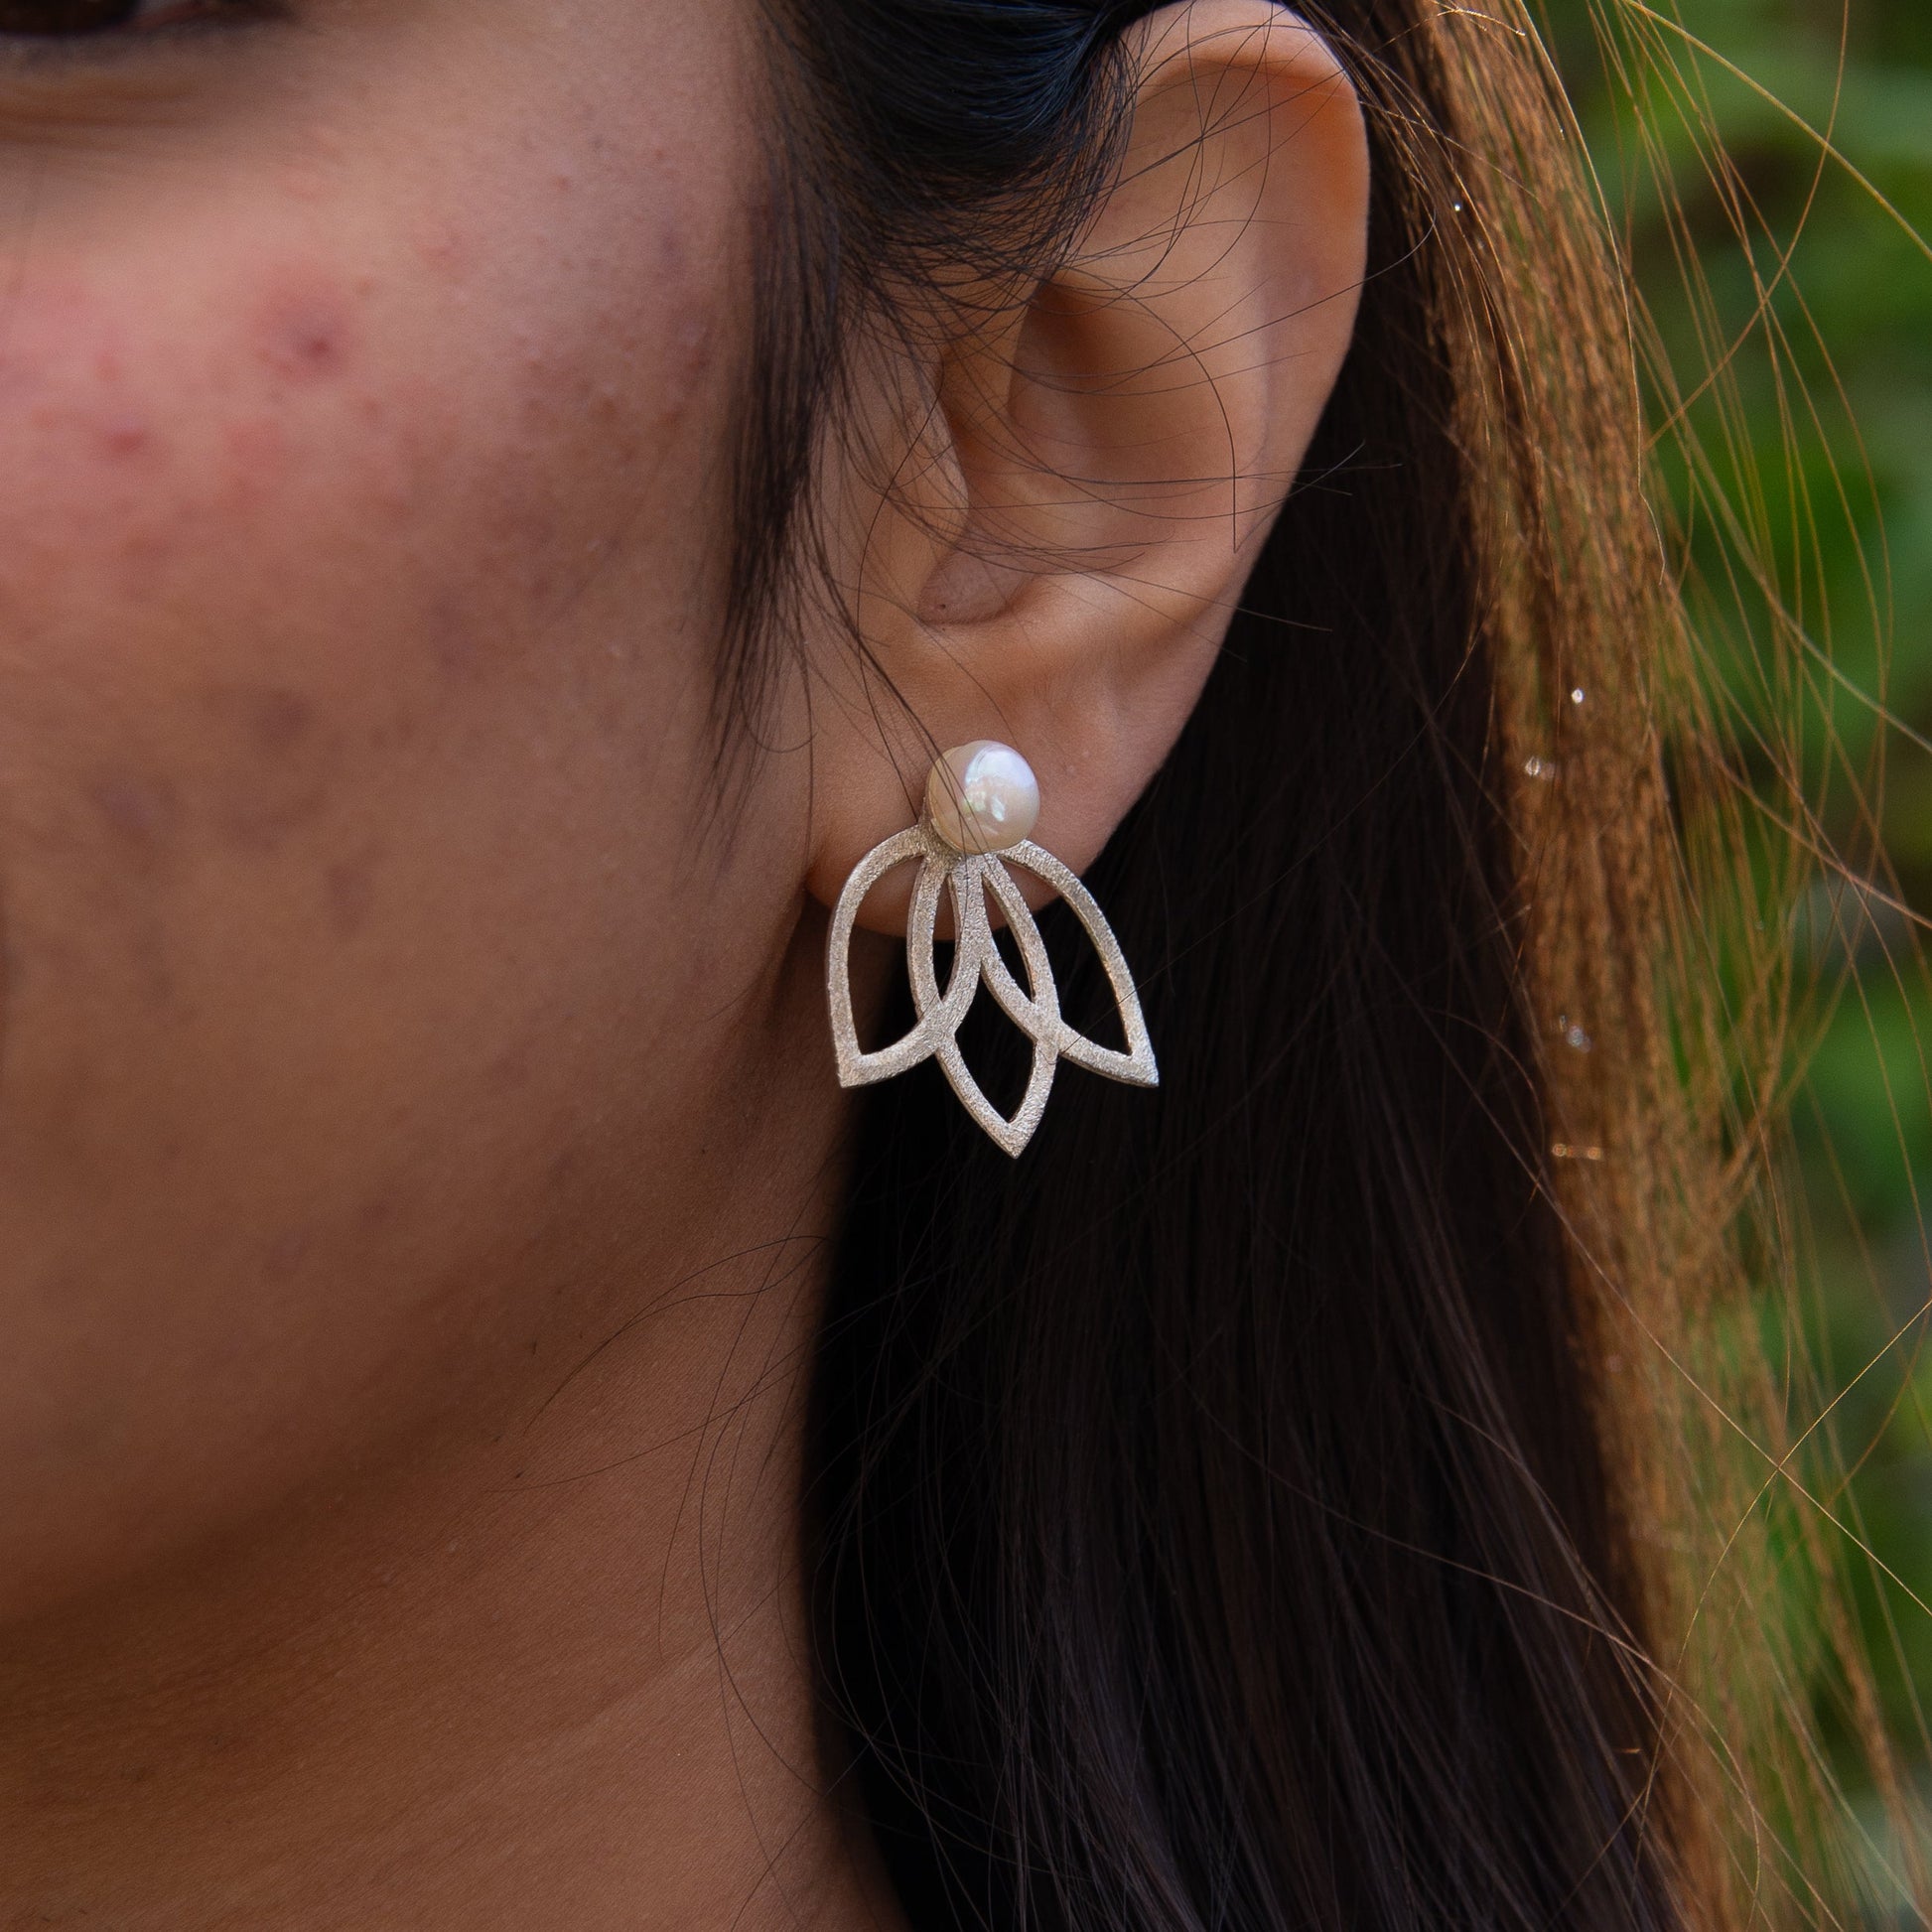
[805,0,1368,926]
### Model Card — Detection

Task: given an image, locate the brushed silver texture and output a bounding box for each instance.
[827,817,1158,1157]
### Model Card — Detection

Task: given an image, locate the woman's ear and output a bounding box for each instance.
[806,0,1369,923]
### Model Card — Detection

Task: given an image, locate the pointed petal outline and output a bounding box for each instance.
[988,844,1159,1088]
[825,822,1157,1156]
[929,858,1057,1156]
[827,827,981,1086]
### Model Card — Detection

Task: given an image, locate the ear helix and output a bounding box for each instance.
[824,742,1157,1157]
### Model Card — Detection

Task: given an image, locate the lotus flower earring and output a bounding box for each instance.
[825,741,1158,1157]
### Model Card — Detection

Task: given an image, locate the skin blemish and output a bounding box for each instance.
[324,848,380,941]
[261,1228,312,1282]
[87,773,180,862]
[257,282,357,383]
[248,689,315,757]
[198,684,337,854]
[484,1042,533,1093]
[98,416,153,461]
[420,593,489,687]
[355,1188,398,1236]
[202,683,316,758]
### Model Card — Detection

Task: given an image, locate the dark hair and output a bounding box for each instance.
[743,4,1718,1928]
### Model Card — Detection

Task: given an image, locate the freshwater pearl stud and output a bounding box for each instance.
[924,740,1040,854]
[826,741,1158,1157]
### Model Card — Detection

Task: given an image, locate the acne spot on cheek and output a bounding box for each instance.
[98,415,154,461]
[236,686,315,756]
[324,845,381,941]
[87,773,181,862]
[257,281,358,383]
[262,1227,312,1282]
[485,1042,533,1094]
[420,593,495,688]
[199,682,336,853]
[356,1188,398,1236]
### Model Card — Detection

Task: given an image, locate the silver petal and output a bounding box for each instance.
[926,857,1058,1156]
[985,844,1158,1089]
[826,826,983,1087]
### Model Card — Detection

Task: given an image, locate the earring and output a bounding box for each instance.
[826,741,1158,1157]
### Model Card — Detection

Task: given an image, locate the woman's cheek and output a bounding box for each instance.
[0,213,730,1202]
[0,205,715,827]
[0,185,744,1611]
[0,260,438,615]
[0,266,433,1046]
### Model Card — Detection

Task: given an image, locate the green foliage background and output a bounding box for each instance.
[1541,0,1932,1890]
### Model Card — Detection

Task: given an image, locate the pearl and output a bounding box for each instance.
[924,740,1040,855]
